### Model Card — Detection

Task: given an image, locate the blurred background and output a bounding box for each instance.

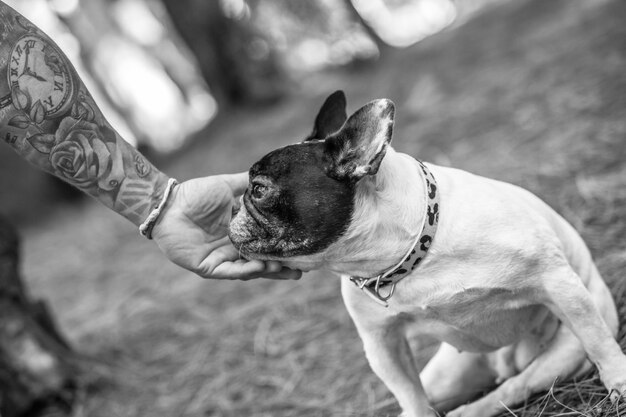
[1,0,625,416]
[0,0,497,223]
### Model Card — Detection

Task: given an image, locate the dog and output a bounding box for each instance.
[228,91,626,416]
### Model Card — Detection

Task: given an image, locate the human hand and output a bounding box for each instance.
[152,172,302,280]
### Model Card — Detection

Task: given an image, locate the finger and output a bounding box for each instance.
[262,267,303,280]
[231,266,302,281]
[261,262,303,280]
[198,243,251,272]
[264,260,283,273]
[221,172,249,196]
[199,259,302,281]
[197,245,300,280]
[206,258,266,279]
[232,265,302,281]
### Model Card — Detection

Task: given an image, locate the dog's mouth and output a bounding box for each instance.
[229,195,285,259]
[242,193,272,237]
[229,200,315,260]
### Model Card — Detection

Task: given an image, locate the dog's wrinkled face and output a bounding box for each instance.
[236,142,355,257]
[229,91,395,260]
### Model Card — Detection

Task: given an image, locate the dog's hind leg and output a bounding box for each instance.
[420,343,497,413]
[446,323,590,417]
[541,264,626,400]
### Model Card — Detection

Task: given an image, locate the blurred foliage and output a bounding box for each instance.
[0,0,476,224]
[1,0,482,159]
[2,0,494,154]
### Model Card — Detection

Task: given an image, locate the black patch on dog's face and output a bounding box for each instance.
[237,141,355,257]
[230,95,395,259]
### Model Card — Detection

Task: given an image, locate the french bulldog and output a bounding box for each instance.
[228,91,626,417]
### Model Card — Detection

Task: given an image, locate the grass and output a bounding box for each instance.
[12,0,626,416]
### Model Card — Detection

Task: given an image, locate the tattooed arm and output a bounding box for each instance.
[0,3,300,280]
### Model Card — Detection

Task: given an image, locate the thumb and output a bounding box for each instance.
[221,172,249,196]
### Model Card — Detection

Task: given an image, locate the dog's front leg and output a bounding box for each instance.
[342,280,435,416]
[359,328,436,417]
[541,265,626,400]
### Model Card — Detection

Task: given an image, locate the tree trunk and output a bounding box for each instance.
[161,0,286,106]
[0,218,79,417]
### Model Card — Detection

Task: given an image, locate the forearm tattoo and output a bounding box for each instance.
[0,3,169,225]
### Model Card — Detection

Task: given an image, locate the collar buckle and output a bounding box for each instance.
[350,275,397,308]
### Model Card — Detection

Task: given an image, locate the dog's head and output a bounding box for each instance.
[229,91,396,270]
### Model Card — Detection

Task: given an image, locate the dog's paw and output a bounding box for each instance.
[600,362,626,403]
[605,379,626,404]
[610,388,624,404]
[446,402,496,417]
[445,405,466,417]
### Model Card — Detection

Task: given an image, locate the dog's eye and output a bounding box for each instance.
[251,183,267,199]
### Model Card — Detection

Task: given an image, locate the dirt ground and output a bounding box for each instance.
[11,0,626,416]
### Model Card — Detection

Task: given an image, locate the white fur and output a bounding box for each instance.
[236,145,626,417]
[338,149,625,417]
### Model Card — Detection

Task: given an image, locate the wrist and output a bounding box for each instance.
[125,170,170,227]
[150,180,180,242]
[139,177,178,239]
[148,172,173,217]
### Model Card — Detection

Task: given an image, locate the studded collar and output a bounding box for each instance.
[349,160,440,307]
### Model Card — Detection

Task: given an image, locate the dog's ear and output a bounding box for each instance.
[324,99,395,181]
[304,90,347,141]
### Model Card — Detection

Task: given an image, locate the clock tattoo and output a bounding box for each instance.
[1,35,76,119]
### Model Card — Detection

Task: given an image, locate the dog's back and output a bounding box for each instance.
[426,162,618,333]
[521,184,619,334]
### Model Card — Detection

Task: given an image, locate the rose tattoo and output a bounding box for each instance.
[30,117,125,190]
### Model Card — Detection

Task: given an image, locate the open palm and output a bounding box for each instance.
[152,172,301,280]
